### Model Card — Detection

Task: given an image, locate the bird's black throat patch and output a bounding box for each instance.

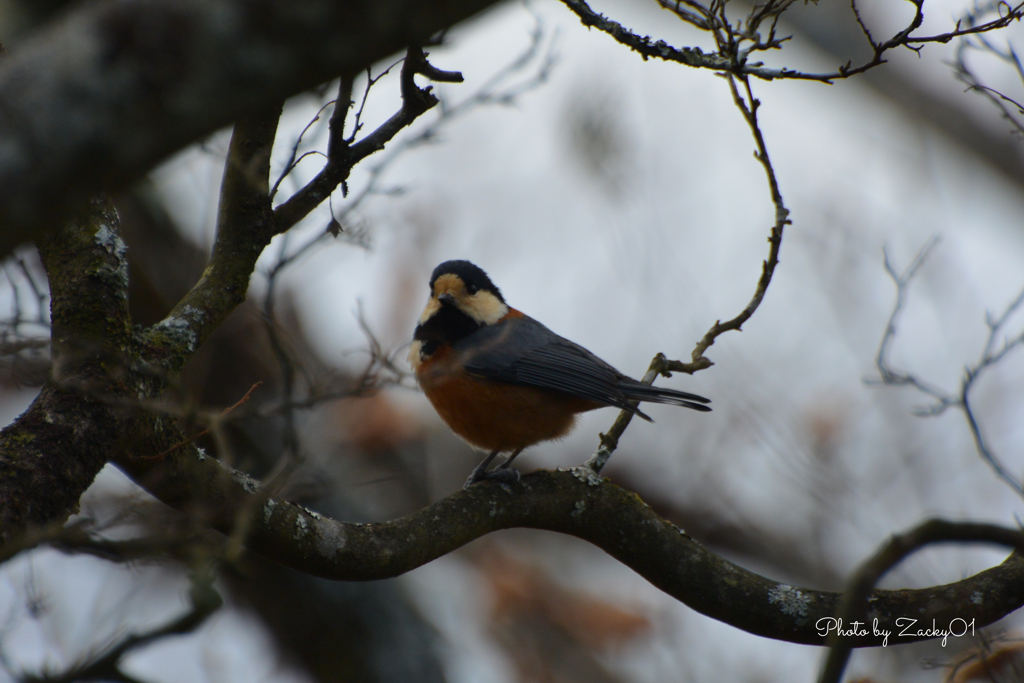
[414,301,481,355]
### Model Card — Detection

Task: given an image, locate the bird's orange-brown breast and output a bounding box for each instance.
[415,340,599,452]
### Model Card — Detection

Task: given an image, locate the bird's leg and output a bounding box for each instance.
[464,450,501,488]
[496,448,524,470]
[464,448,523,488]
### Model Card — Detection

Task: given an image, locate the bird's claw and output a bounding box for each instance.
[463,466,521,489]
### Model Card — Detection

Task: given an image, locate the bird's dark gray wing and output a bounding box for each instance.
[454,316,710,417]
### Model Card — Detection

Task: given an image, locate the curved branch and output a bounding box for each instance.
[819,520,1024,683]
[667,73,788,373]
[114,450,1024,647]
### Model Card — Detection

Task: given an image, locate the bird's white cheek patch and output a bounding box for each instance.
[463,292,508,325]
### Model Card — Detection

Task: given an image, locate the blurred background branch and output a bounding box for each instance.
[874,239,1024,499]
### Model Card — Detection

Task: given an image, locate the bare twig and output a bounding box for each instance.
[581,50,790,473]
[873,241,1024,498]
[559,0,1024,83]
[581,354,668,474]
[673,71,788,371]
[17,575,222,683]
[0,248,53,385]
[955,1,1024,138]
[272,46,464,233]
[269,7,556,275]
[873,238,948,402]
[143,381,264,460]
[269,98,337,202]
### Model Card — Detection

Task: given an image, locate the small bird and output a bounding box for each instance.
[409,260,711,487]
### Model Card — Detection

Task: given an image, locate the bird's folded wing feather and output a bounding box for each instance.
[455,316,650,414]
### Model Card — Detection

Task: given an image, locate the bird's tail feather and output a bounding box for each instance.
[617,382,712,414]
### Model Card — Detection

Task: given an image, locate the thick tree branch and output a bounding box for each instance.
[0,26,475,547]
[114,450,1024,647]
[140,110,280,371]
[0,199,148,543]
[819,520,1024,683]
[41,197,131,364]
[0,200,130,541]
[0,0,501,255]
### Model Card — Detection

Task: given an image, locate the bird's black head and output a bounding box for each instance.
[429,260,504,302]
[410,260,510,363]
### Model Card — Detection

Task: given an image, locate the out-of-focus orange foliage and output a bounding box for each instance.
[946,639,1024,683]
[479,548,650,650]
[332,392,423,454]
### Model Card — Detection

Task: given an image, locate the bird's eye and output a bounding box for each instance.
[466,283,479,295]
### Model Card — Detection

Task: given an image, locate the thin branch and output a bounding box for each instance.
[955,1,1024,138]
[19,576,222,683]
[558,0,1024,83]
[581,45,790,472]
[961,281,1024,495]
[269,98,338,202]
[350,59,406,145]
[272,46,464,234]
[873,238,948,402]
[657,0,714,31]
[674,72,788,369]
[266,15,554,278]
[143,381,263,460]
[0,249,52,386]
[581,354,668,474]
[872,241,1024,498]
[261,266,302,470]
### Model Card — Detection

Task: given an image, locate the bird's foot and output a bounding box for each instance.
[463,465,521,489]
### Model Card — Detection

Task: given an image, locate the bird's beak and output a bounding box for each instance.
[438,292,456,306]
